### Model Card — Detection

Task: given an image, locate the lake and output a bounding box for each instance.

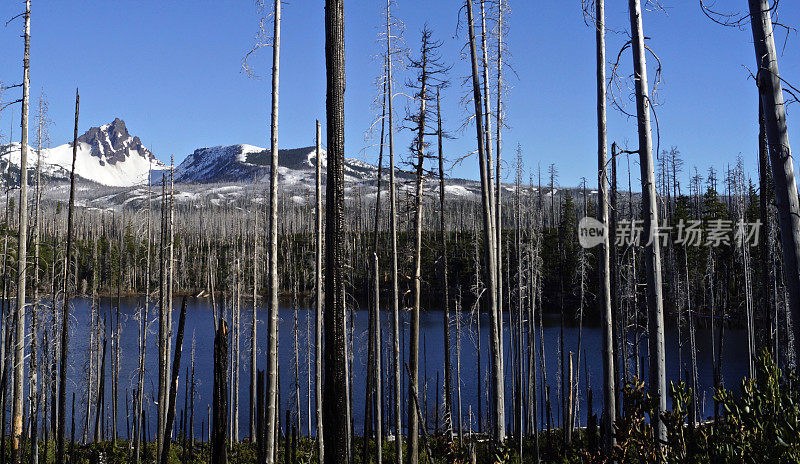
[50,296,747,441]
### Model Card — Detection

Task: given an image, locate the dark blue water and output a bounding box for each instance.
[52,296,747,441]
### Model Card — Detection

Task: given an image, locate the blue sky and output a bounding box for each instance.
[0,0,797,188]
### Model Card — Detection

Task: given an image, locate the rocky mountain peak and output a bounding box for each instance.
[77,118,154,165]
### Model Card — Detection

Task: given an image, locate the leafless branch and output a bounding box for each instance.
[0,99,22,113]
[4,12,25,27]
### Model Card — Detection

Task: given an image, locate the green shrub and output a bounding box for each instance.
[710,351,800,463]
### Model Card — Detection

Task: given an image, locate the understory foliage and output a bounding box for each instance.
[14,352,798,464]
[609,351,800,464]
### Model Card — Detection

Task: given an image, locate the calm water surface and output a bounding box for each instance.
[55,296,747,440]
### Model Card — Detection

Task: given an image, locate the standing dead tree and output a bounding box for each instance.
[628,0,667,443]
[11,3,31,462]
[383,0,404,460]
[314,119,324,463]
[747,0,800,364]
[212,320,229,464]
[583,0,616,450]
[465,0,505,442]
[133,168,152,464]
[323,0,350,463]
[404,26,449,461]
[160,297,188,464]
[56,88,79,464]
[364,56,387,464]
[435,87,453,441]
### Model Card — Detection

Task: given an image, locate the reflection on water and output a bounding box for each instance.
[55,296,746,439]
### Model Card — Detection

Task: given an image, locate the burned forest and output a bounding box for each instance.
[0,0,798,463]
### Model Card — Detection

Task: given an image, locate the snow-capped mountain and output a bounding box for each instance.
[0,118,488,209]
[174,144,379,185]
[0,118,165,187]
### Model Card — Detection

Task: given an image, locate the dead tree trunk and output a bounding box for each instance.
[368,79,386,464]
[385,0,403,459]
[314,119,325,463]
[323,0,351,464]
[323,0,349,462]
[11,3,31,461]
[436,88,453,440]
[407,29,431,463]
[250,211,258,443]
[29,87,46,464]
[595,0,616,451]
[134,169,152,464]
[56,89,79,464]
[160,297,188,464]
[157,177,168,459]
[466,0,505,442]
[748,0,800,360]
[628,0,667,443]
[265,0,282,462]
[212,321,229,464]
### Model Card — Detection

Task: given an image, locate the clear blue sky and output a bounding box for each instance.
[0,0,797,188]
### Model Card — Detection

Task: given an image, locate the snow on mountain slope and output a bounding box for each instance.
[175,144,381,185]
[0,118,165,187]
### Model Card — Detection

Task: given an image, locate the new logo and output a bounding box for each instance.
[578,216,607,249]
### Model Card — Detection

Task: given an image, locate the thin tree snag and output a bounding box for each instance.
[368,74,386,464]
[265,0,282,462]
[436,87,453,441]
[56,88,79,464]
[323,0,349,462]
[628,0,667,443]
[385,0,403,460]
[594,0,616,451]
[212,320,229,464]
[465,0,505,442]
[160,297,188,464]
[315,119,325,463]
[407,27,429,464]
[11,2,31,461]
[134,173,151,463]
[748,0,800,363]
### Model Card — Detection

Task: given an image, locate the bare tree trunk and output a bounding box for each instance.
[265,0,282,461]
[250,209,259,443]
[189,335,196,460]
[628,0,666,442]
[11,3,31,461]
[56,89,79,464]
[492,2,505,406]
[595,0,616,451]
[212,321,228,464]
[134,169,152,464]
[406,28,432,463]
[160,297,188,464]
[113,232,122,446]
[94,319,106,443]
[748,0,800,360]
[436,88,453,441]
[314,120,325,463]
[157,177,167,459]
[323,0,349,462]
[757,105,775,355]
[0,144,10,464]
[466,0,505,442]
[29,89,45,464]
[234,258,241,443]
[385,1,403,459]
[368,80,386,464]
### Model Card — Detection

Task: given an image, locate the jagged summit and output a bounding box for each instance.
[77,118,155,165]
[0,118,164,187]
